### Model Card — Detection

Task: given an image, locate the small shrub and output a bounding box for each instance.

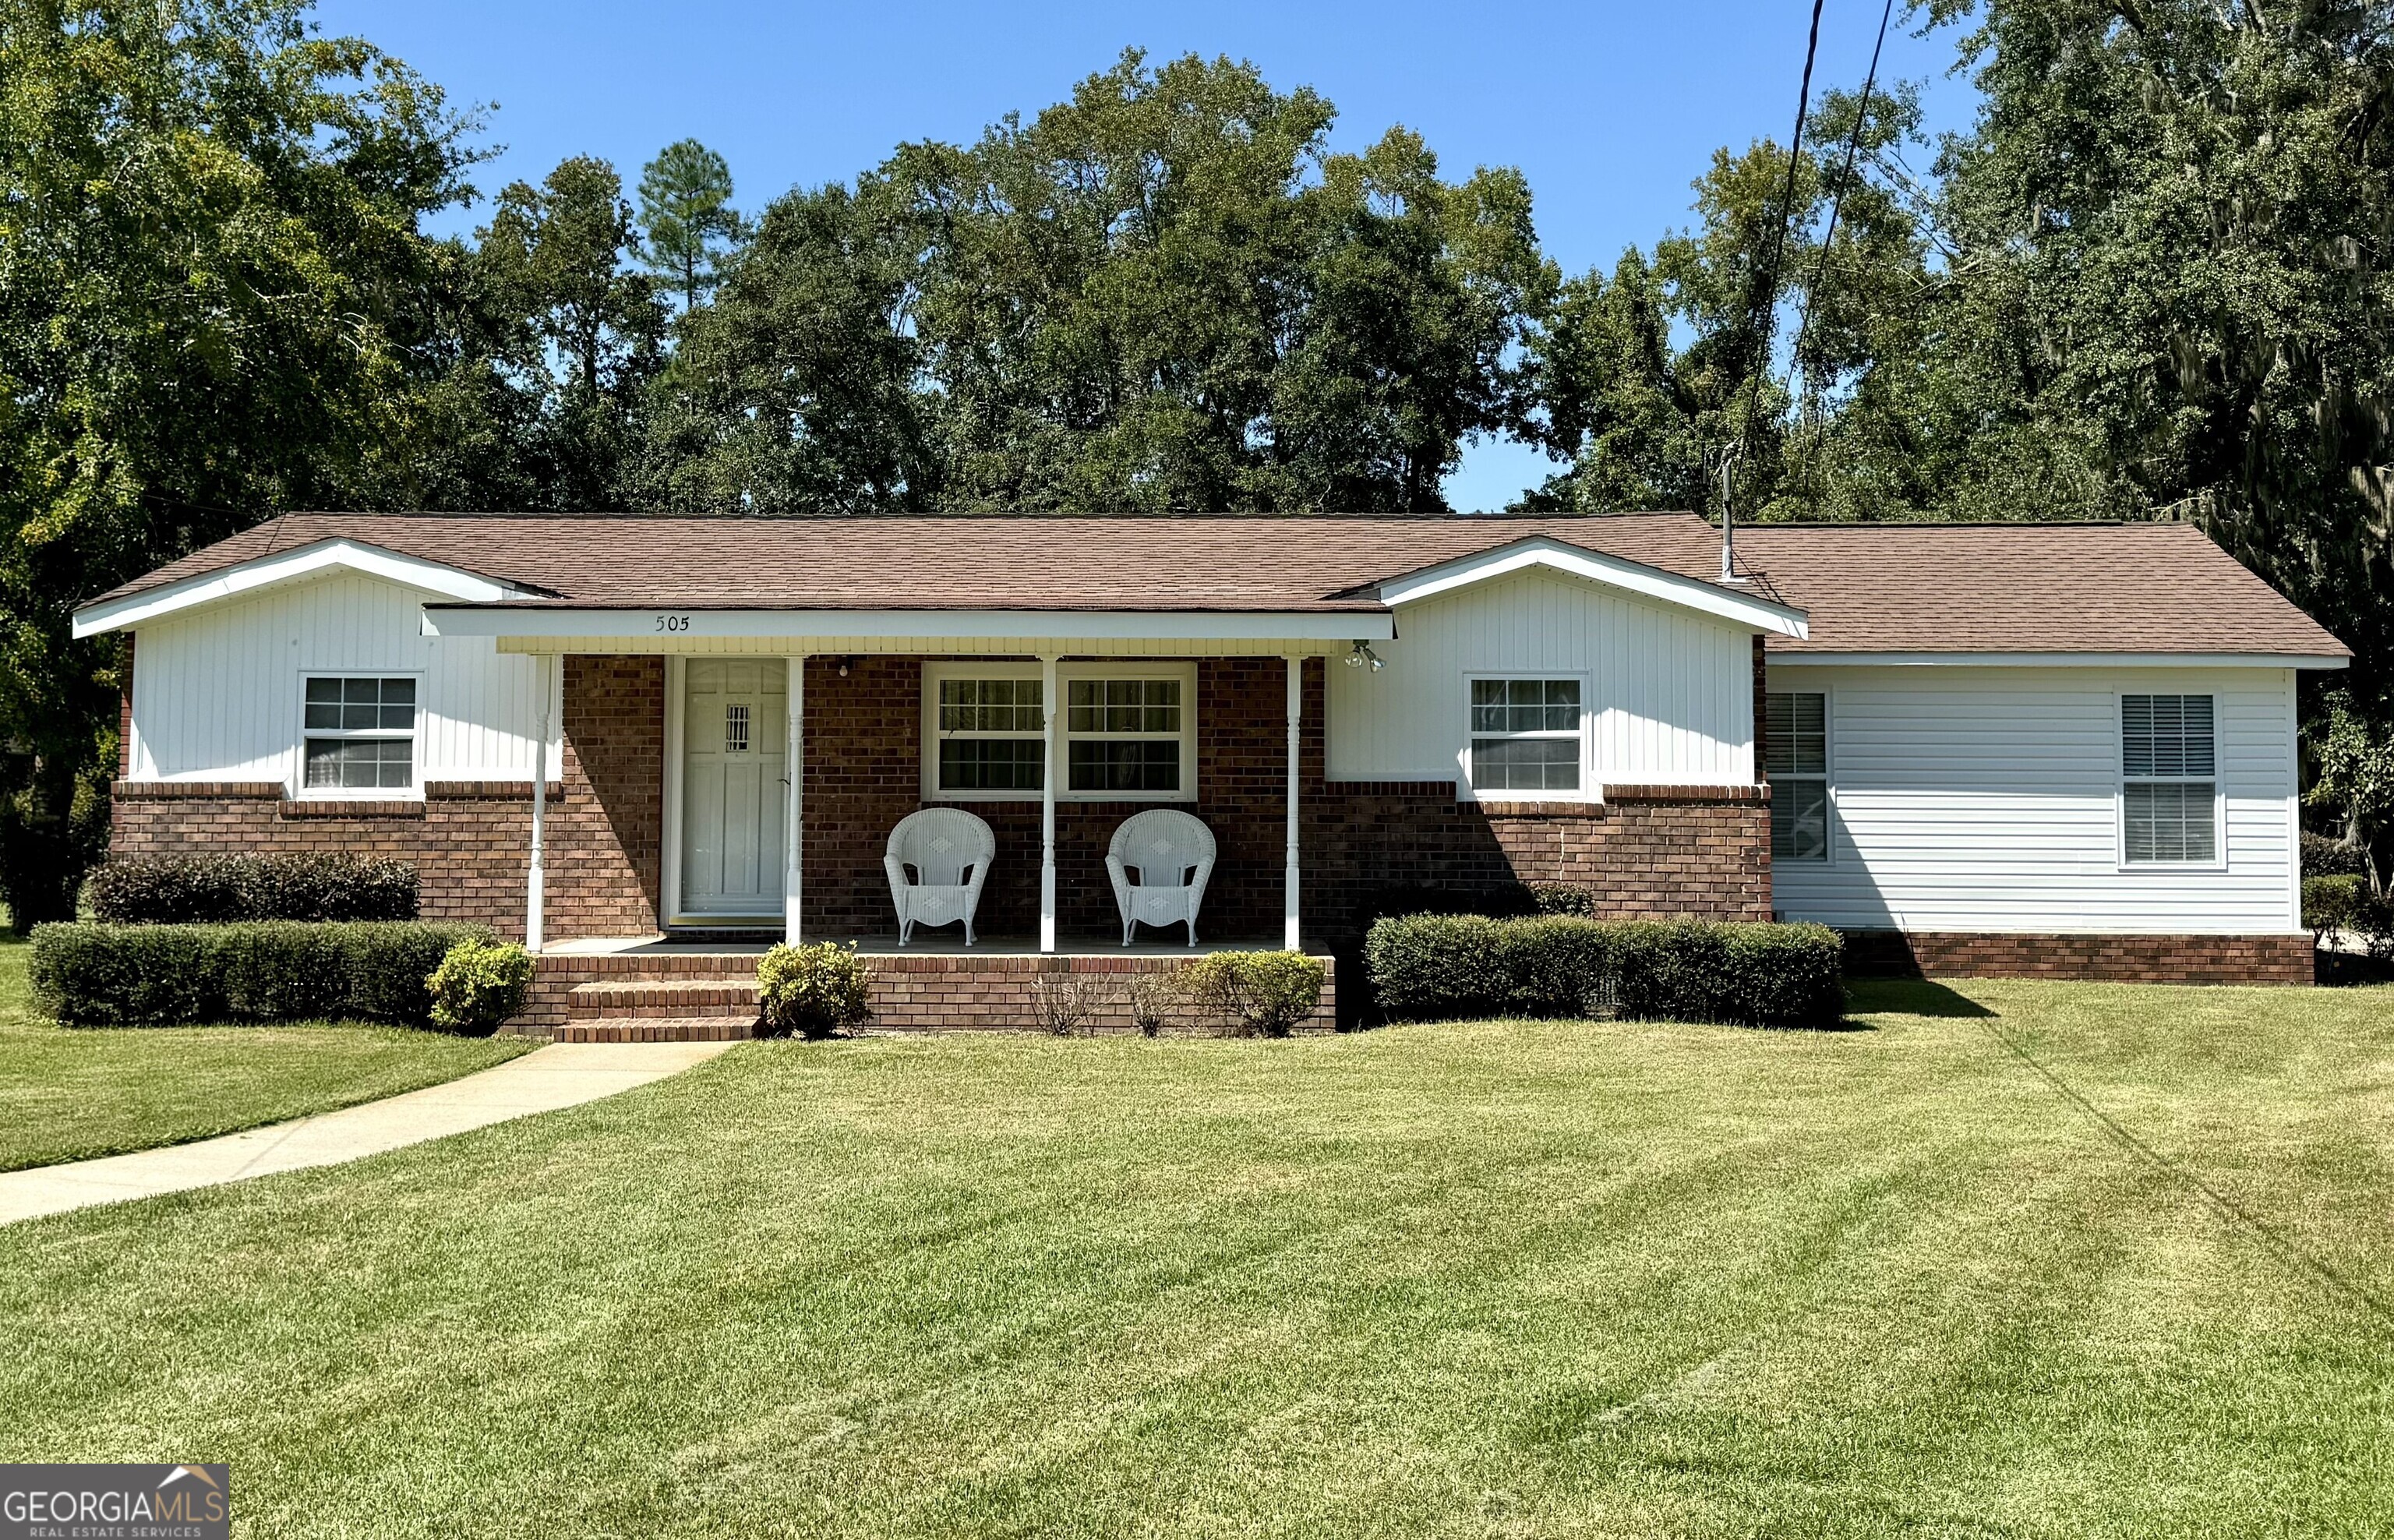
[85,853,418,924]
[757,941,874,1039]
[1121,971,1177,1037]
[2304,874,2364,945]
[26,921,486,1028]
[1029,971,1106,1037]
[1175,951,1326,1038]
[426,938,534,1036]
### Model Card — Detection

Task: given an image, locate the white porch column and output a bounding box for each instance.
[786,655,805,943]
[1040,654,1059,953]
[1284,653,1301,952]
[527,652,553,952]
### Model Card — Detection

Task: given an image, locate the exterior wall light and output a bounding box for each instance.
[1344,641,1384,672]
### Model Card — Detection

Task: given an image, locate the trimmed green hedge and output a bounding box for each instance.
[28,922,490,1028]
[1365,913,1845,1029]
[85,853,418,924]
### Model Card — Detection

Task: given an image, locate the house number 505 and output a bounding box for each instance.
[653,614,690,632]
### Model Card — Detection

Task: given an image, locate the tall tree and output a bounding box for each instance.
[475,156,665,508]
[1926,0,2394,684]
[637,139,745,316]
[648,51,1549,514]
[0,0,478,924]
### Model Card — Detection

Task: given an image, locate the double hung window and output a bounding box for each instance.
[2122,694,2217,864]
[1765,692,1829,861]
[302,676,417,791]
[1468,678,1584,794]
[1067,677,1184,794]
[932,676,1046,793]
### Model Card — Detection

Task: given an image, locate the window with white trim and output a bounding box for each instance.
[2123,694,2216,863]
[1468,677,1583,793]
[1067,676,1185,794]
[923,663,1197,801]
[302,676,417,791]
[1766,691,1828,861]
[931,675,1045,793]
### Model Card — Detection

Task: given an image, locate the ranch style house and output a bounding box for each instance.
[72,512,2349,1033]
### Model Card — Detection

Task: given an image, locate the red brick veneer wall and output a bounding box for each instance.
[1843,930,2314,985]
[108,655,665,942]
[798,655,1772,946]
[517,951,1334,1036]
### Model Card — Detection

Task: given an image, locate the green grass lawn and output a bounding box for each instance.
[0,937,531,1171]
[4,979,2392,1537]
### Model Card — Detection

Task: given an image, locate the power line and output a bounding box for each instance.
[1784,0,1898,486]
[1726,0,1830,528]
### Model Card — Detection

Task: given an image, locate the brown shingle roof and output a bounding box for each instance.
[90,511,2348,658]
[1735,521,2347,657]
[95,511,1735,614]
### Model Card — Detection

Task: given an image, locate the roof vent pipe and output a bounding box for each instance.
[1717,447,1749,585]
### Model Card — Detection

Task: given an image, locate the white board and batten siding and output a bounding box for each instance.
[126,573,556,790]
[1766,663,2300,935]
[1327,568,1756,790]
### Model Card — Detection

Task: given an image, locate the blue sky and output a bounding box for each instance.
[315,1,1980,510]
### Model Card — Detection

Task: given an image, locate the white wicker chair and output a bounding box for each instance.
[884,808,997,946]
[1106,809,1216,947]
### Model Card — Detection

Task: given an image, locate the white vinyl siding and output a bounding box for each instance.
[1766,665,2299,935]
[1328,569,1755,789]
[125,571,556,793]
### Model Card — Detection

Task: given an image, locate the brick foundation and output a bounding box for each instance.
[1844,930,2315,986]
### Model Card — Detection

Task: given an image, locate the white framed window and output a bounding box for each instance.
[1066,667,1192,797]
[925,665,1047,796]
[1766,691,1829,862]
[2122,693,2219,864]
[298,674,419,794]
[1465,676,1585,797]
[922,661,1197,802]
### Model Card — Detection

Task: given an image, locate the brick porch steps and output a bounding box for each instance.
[567,980,760,1016]
[547,1016,759,1044]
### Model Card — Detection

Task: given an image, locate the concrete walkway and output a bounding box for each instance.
[0,1040,738,1227]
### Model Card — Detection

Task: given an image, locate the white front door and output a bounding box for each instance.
[681,659,788,917]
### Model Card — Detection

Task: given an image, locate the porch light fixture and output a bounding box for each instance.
[1344,640,1384,672]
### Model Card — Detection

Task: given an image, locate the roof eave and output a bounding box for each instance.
[72,539,531,638]
[1766,648,2350,669]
